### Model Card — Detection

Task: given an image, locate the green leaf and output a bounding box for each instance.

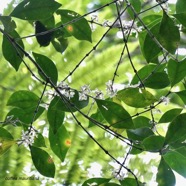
[47,97,65,134]
[117,88,157,108]
[164,113,186,145]
[131,63,166,84]
[173,13,186,27]
[89,110,105,128]
[127,0,141,19]
[7,107,44,124]
[2,30,24,71]
[159,108,182,123]
[142,135,165,152]
[50,91,89,112]
[0,137,16,157]
[82,177,111,186]
[127,127,154,141]
[176,90,186,104]
[32,133,46,148]
[133,116,151,128]
[143,22,161,62]
[143,72,170,89]
[120,178,144,186]
[56,9,92,42]
[0,127,14,140]
[52,36,68,54]
[35,21,53,47]
[30,146,55,178]
[10,0,61,20]
[163,150,186,178]
[0,16,16,32]
[33,52,58,85]
[176,0,186,14]
[156,158,175,186]
[96,99,134,129]
[168,58,186,86]
[7,90,40,109]
[49,125,71,162]
[158,12,180,54]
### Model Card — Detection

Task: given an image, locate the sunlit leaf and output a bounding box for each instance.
[47,97,65,134]
[176,0,186,14]
[0,137,15,157]
[159,108,182,123]
[156,158,175,186]
[127,0,141,19]
[117,88,157,108]
[82,177,111,186]
[49,125,71,162]
[120,178,144,186]
[176,90,186,104]
[10,0,61,20]
[2,30,24,71]
[142,135,165,152]
[127,127,154,141]
[96,99,134,129]
[168,58,186,86]
[56,9,92,42]
[89,110,105,128]
[133,116,151,128]
[33,52,58,85]
[32,133,46,148]
[30,146,55,177]
[164,113,186,145]
[163,150,186,178]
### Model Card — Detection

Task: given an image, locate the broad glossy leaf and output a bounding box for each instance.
[130,142,144,155]
[56,9,92,42]
[0,16,16,32]
[131,63,166,84]
[127,0,141,19]
[120,178,144,186]
[7,90,40,109]
[47,97,65,134]
[96,99,134,129]
[156,158,175,186]
[30,146,55,177]
[117,88,157,108]
[6,107,44,124]
[176,0,186,14]
[49,125,71,162]
[89,110,105,128]
[82,177,111,186]
[133,116,151,128]
[159,108,182,123]
[2,30,24,71]
[0,127,14,139]
[176,90,186,104]
[159,12,180,54]
[168,58,186,86]
[142,135,165,152]
[52,37,68,54]
[0,137,15,157]
[32,133,46,148]
[174,13,186,27]
[35,21,53,47]
[163,150,186,178]
[127,127,154,141]
[164,113,186,145]
[143,72,170,89]
[143,22,161,62]
[50,91,89,112]
[33,52,58,85]
[10,0,61,20]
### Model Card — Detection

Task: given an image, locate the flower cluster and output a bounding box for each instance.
[17,126,38,147]
[79,85,91,101]
[106,80,117,97]
[160,96,170,105]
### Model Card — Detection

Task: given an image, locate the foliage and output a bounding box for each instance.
[1,0,186,185]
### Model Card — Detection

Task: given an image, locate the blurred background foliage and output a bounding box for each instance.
[0,0,186,185]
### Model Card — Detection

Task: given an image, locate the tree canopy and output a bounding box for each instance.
[1,0,186,185]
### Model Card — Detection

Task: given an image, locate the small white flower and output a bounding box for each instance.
[17,126,38,147]
[106,80,117,98]
[160,96,170,105]
[87,183,98,186]
[44,90,54,100]
[94,89,104,99]
[102,20,112,27]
